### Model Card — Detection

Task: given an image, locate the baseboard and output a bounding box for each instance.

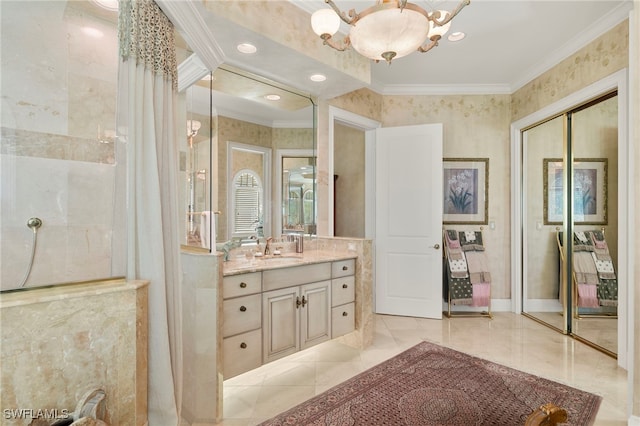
[629,414,640,425]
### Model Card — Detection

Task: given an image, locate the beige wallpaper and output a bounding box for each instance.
[512,21,628,121]
[316,21,628,303]
[334,123,365,238]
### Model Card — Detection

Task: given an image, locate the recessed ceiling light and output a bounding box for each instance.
[237,43,257,54]
[92,0,118,11]
[264,94,281,101]
[309,74,327,82]
[448,31,466,42]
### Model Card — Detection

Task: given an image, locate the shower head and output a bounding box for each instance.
[27,217,42,230]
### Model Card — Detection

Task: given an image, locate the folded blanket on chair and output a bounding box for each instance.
[588,231,612,261]
[447,250,468,278]
[573,251,599,285]
[459,231,485,251]
[465,251,492,284]
[577,284,599,308]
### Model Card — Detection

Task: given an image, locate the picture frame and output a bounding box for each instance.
[443,158,489,224]
[543,158,608,225]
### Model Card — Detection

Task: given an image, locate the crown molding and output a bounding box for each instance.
[177,54,210,92]
[156,0,226,72]
[509,1,633,93]
[374,83,513,96]
[215,107,311,129]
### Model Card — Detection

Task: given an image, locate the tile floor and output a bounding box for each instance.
[220,313,628,425]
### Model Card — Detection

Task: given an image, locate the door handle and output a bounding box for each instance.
[433,243,440,249]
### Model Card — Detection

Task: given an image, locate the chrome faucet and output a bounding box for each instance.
[264,237,273,255]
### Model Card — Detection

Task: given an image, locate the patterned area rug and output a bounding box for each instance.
[259,341,602,426]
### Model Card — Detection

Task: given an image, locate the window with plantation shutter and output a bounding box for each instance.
[232,170,263,237]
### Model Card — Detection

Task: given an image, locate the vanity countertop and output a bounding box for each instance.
[223,250,357,276]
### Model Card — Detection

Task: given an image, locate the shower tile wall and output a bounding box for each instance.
[0,1,120,290]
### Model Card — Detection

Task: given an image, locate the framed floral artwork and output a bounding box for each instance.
[443,158,489,224]
[543,158,608,225]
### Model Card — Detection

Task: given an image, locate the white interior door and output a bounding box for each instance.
[375,124,443,318]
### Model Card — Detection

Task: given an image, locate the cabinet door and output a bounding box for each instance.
[300,280,331,350]
[263,287,300,363]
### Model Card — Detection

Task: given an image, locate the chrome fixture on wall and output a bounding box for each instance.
[311,0,470,63]
[18,217,43,288]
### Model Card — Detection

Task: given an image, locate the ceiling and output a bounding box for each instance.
[173,0,632,124]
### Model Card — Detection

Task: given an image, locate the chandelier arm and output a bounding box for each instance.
[323,0,357,25]
[321,34,352,52]
[417,36,440,54]
[431,0,471,27]
[399,0,407,12]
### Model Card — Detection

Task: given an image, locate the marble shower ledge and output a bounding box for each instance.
[0,278,148,308]
[223,250,357,276]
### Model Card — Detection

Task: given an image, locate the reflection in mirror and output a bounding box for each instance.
[183,83,213,249]
[181,65,316,246]
[522,92,619,356]
[227,142,271,239]
[282,156,316,235]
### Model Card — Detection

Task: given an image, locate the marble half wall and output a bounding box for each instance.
[0,279,148,426]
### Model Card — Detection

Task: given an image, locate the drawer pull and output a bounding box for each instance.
[240,282,247,288]
[342,284,348,289]
[240,342,247,349]
[342,311,348,316]
[239,306,247,312]
[342,266,348,271]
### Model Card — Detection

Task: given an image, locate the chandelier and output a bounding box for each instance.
[311,0,470,64]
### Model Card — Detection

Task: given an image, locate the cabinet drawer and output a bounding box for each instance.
[331,276,355,307]
[223,294,261,338]
[223,272,262,299]
[332,259,355,278]
[332,303,355,338]
[223,329,262,379]
[263,262,331,291]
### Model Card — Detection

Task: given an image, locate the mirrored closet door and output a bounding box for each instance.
[521,92,619,357]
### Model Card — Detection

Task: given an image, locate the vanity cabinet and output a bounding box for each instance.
[222,272,262,379]
[223,257,356,377]
[262,280,331,363]
[262,263,332,363]
[330,259,356,338]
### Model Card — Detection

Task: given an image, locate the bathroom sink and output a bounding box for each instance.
[255,254,303,264]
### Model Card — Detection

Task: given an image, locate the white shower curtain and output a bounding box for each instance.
[118,1,183,423]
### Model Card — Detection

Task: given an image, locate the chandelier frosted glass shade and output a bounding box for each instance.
[350,4,430,62]
[310,0,470,63]
[311,8,341,37]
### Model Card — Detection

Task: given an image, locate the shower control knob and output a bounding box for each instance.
[27,217,43,230]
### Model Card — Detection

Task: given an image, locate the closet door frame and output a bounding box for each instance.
[510,69,630,369]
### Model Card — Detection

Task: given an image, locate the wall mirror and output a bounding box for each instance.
[521,91,619,357]
[277,153,316,236]
[228,142,271,239]
[182,64,316,247]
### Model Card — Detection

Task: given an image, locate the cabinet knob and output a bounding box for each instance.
[301,296,307,307]
[342,284,348,289]
[296,297,301,308]
[342,265,348,271]
[240,282,247,288]
[240,306,247,312]
[240,342,247,349]
[342,311,348,316]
